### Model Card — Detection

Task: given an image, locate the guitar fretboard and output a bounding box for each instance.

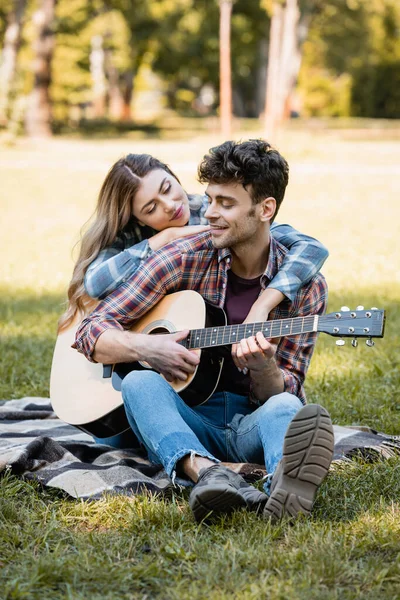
[181,315,317,350]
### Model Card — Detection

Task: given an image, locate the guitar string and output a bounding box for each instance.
[182,312,382,349]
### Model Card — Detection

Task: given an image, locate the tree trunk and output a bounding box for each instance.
[264,1,283,140]
[219,0,232,138]
[105,49,124,121]
[275,0,300,123]
[255,37,269,118]
[264,0,311,138]
[90,35,107,119]
[120,71,133,121]
[25,0,57,138]
[105,57,133,121]
[0,0,27,126]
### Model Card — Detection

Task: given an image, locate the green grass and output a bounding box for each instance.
[2,462,400,599]
[1,124,400,598]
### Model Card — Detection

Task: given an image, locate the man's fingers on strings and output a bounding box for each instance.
[255,331,270,351]
[247,335,262,355]
[231,342,241,366]
[234,342,247,371]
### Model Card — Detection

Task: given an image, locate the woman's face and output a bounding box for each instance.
[132,169,190,231]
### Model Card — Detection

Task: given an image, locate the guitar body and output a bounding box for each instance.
[112,297,226,408]
[50,291,226,438]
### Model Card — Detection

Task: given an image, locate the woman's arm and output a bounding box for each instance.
[231,223,328,369]
[84,238,153,299]
[246,223,328,319]
[84,225,209,300]
[269,222,329,302]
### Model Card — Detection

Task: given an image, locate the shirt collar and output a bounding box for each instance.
[263,235,285,282]
[217,234,285,280]
[217,247,231,263]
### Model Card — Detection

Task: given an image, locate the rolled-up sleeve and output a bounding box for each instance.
[72,316,125,362]
[84,239,153,300]
[270,223,329,302]
[73,245,184,361]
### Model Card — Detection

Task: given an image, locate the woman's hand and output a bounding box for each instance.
[148,225,210,251]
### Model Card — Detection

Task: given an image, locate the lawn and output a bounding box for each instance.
[1,121,400,599]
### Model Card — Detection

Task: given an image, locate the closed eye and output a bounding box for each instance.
[146,203,157,214]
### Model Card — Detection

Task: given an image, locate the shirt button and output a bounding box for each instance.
[222,283,226,289]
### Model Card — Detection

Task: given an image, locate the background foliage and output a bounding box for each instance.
[0,0,399,129]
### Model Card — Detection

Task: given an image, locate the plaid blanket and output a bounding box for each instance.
[1,398,399,500]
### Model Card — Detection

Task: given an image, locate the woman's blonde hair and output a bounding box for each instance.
[58,154,179,332]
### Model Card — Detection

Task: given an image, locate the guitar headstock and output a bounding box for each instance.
[319,306,385,347]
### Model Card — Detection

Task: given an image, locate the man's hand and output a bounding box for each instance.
[237,332,284,403]
[231,287,284,370]
[233,331,279,373]
[92,328,200,383]
[138,330,200,382]
[231,303,271,371]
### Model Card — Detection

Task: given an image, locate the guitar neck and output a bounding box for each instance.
[182,315,319,350]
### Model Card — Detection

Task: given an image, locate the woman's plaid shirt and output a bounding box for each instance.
[73,232,328,404]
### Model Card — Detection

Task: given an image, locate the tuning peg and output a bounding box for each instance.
[351,338,358,347]
[356,305,364,311]
[340,306,350,312]
[336,339,345,346]
[371,307,378,311]
[366,338,375,347]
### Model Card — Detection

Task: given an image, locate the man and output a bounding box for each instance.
[74,139,334,523]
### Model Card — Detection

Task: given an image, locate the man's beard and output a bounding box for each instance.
[210,207,258,249]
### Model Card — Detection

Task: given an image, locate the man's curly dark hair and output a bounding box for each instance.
[198,139,289,220]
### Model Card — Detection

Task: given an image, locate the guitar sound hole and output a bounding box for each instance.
[148,327,170,335]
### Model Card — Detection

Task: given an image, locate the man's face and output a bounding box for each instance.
[204,182,264,249]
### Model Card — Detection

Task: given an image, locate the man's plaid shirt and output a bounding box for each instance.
[84,193,328,302]
[73,233,328,404]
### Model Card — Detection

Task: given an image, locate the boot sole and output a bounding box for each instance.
[263,404,334,523]
[189,484,247,522]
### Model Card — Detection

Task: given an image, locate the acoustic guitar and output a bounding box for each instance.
[50,290,385,438]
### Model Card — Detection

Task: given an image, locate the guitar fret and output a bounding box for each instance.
[186,316,317,349]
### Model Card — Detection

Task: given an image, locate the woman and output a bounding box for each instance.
[59,152,328,333]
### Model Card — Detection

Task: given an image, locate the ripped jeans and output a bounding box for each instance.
[120,370,303,491]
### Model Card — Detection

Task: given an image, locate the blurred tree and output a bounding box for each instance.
[263,0,319,137]
[299,0,400,118]
[86,9,134,121]
[51,0,157,123]
[0,0,27,125]
[263,0,283,139]
[219,0,233,136]
[151,0,270,118]
[90,34,106,118]
[50,0,94,121]
[25,0,57,137]
[2,0,399,133]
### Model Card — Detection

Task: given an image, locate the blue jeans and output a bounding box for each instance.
[120,370,303,490]
[93,427,140,449]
